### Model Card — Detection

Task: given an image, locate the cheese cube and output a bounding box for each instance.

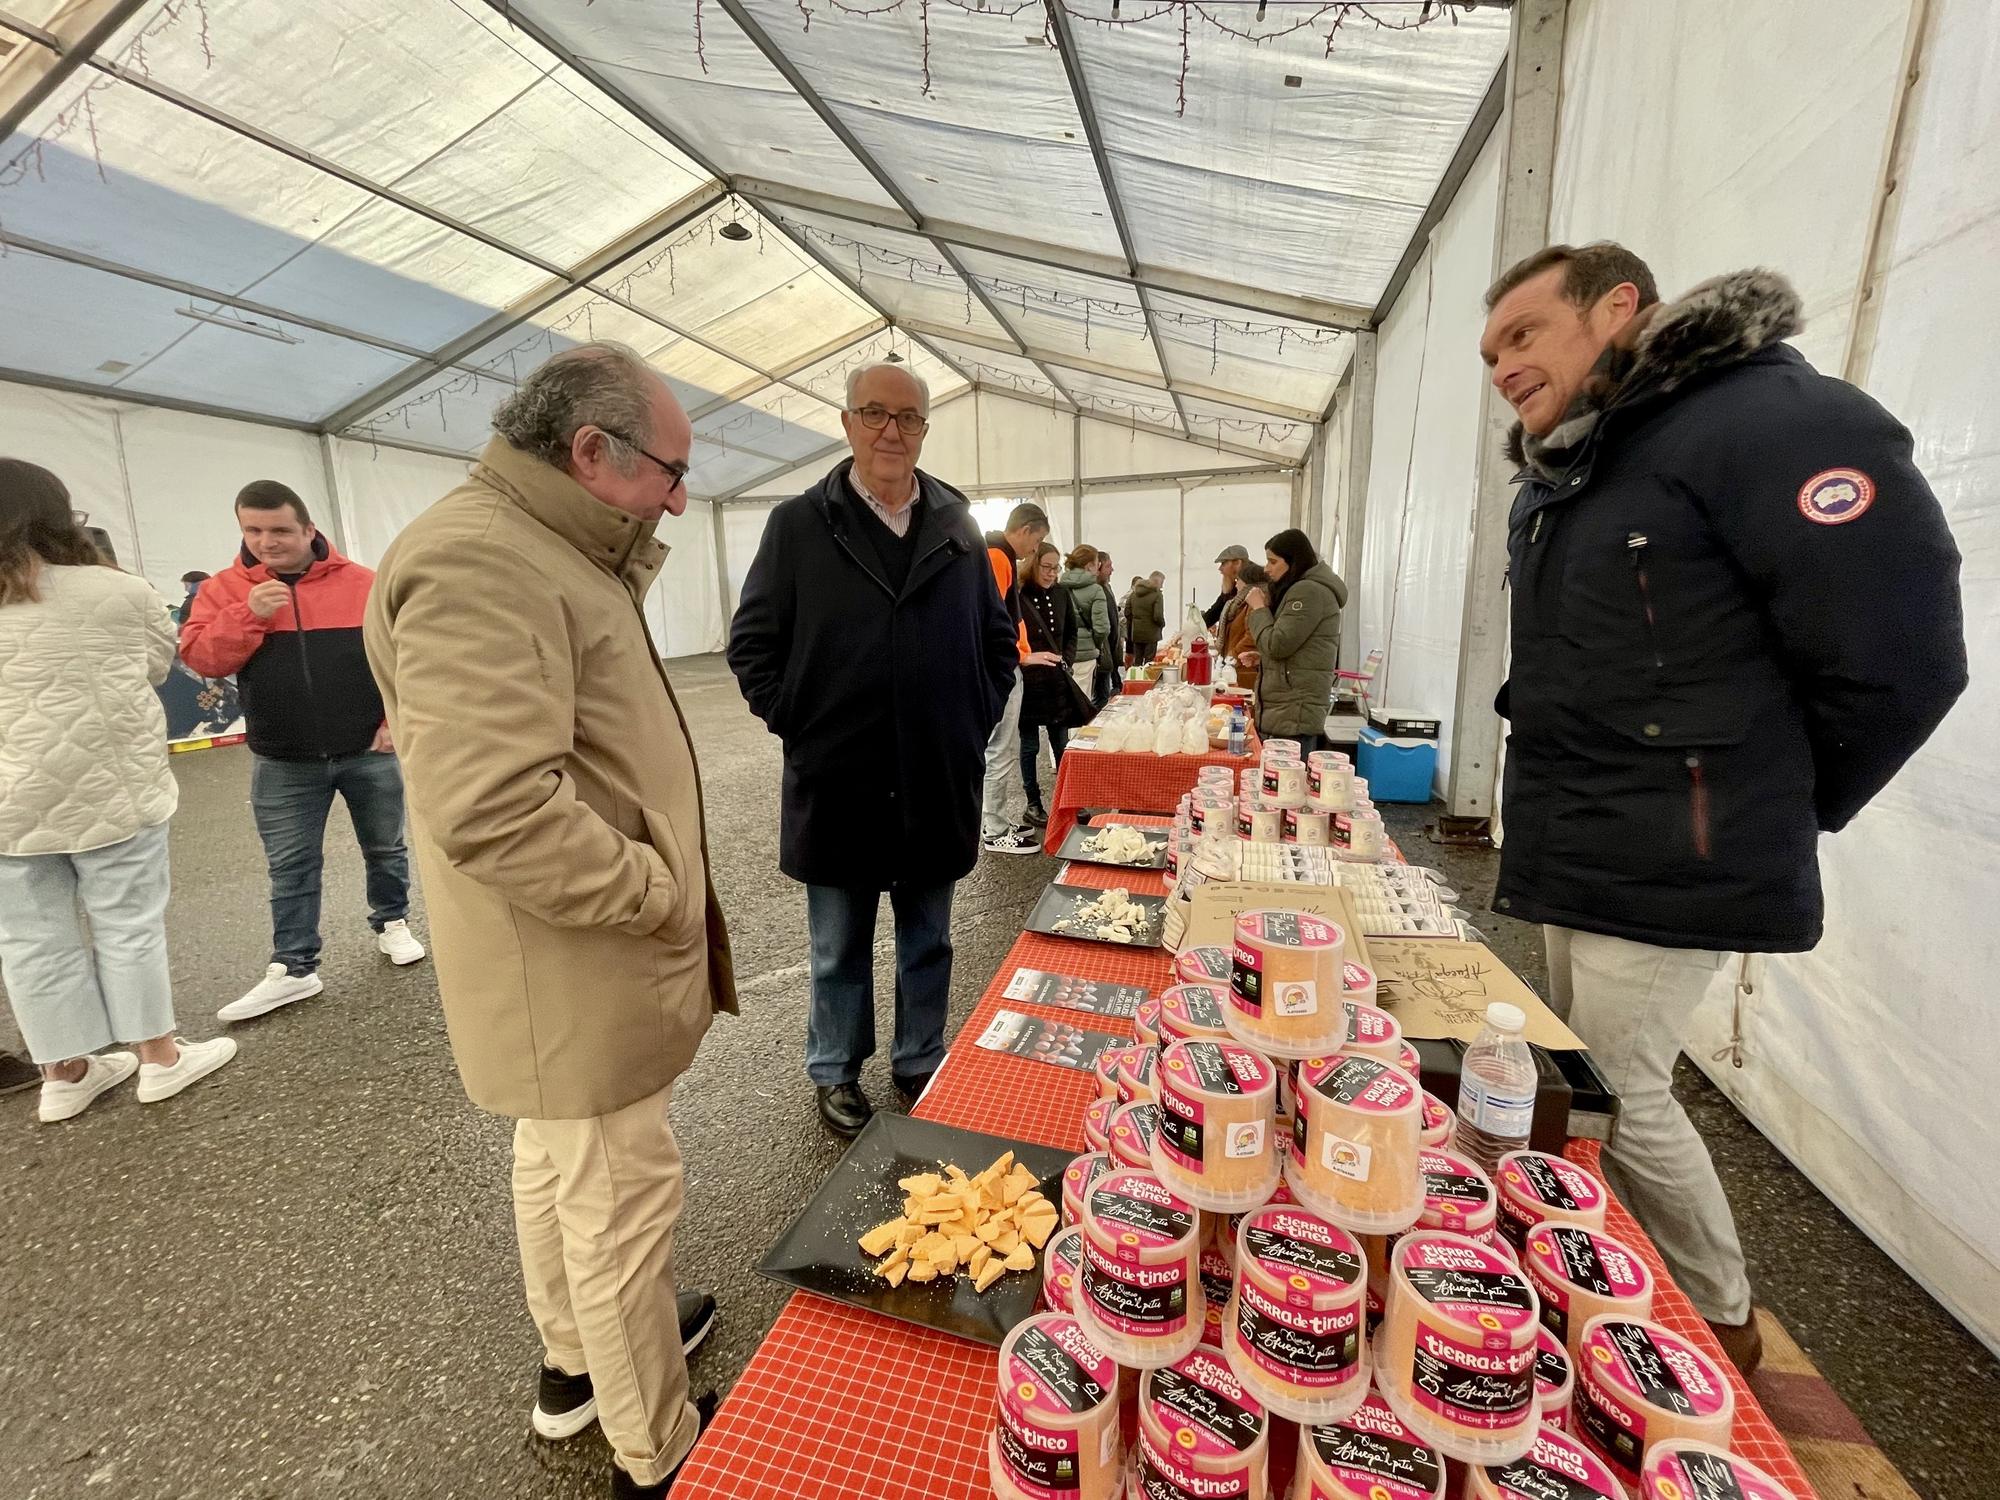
[1003,1243,1036,1272]
[883,1261,909,1288]
[858,1220,903,1258]
[899,1173,942,1197]
[974,1259,1008,1292]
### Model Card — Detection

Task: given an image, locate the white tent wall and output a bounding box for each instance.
[327,440,472,566]
[649,499,726,658]
[1354,131,1503,788]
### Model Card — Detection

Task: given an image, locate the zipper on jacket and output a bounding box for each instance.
[1530,512,1545,544]
[1627,533,1664,670]
[1686,753,1713,859]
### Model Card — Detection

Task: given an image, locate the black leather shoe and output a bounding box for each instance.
[816,1082,873,1137]
[609,1391,721,1497]
[0,1049,38,1096]
[678,1290,717,1357]
[892,1069,936,1102]
[1024,803,1049,828]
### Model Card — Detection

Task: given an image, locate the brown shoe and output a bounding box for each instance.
[1706,1310,1765,1377]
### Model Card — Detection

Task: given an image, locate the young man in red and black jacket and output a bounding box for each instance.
[181,481,426,1022]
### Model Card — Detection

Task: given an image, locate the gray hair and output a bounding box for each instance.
[845,360,930,417]
[492,341,660,474]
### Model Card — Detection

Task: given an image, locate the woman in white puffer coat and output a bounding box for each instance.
[0,460,235,1123]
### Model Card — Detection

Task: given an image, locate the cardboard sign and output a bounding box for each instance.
[1367,938,1583,1051]
[1183,881,1376,975]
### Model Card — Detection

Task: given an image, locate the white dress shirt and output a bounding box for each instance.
[847,469,919,538]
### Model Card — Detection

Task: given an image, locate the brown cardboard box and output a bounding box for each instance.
[1367,937,1583,1050]
[1184,882,1375,973]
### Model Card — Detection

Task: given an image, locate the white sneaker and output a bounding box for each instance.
[982,827,1042,857]
[218,963,324,1023]
[38,1051,139,1123]
[376,919,426,966]
[136,1035,239,1104]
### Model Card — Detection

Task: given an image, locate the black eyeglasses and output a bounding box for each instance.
[598,428,689,490]
[847,405,929,436]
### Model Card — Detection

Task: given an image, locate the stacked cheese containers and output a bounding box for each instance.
[1063,1152,1116,1227]
[1117,1046,1160,1105]
[1175,946,1234,986]
[1134,1347,1269,1500]
[1083,1095,1116,1154]
[1108,1101,1162,1170]
[1074,1168,1205,1368]
[1641,1441,1800,1500]
[1042,1226,1086,1315]
[1377,1231,1542,1464]
[989,1312,1125,1500]
[1415,1149,1497,1240]
[1524,1224,1655,1367]
[1494,1151,1608,1251]
[1291,1392,1447,1500]
[1227,910,1350,1057]
[1286,1054,1424,1233]
[1222,1203,1369,1423]
[1160,983,1235,1046]
[1572,1317,1736,1493]
[1534,1324,1575,1430]
[1306,751,1355,814]
[1153,1040,1281,1210]
[1463,1425,1622,1500]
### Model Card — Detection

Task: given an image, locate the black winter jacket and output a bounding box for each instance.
[1021,580,1081,729]
[1496,270,1965,952]
[727,462,1019,890]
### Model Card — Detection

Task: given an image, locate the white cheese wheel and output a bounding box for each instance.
[1222,1204,1368,1424]
[1292,1391,1446,1500]
[1286,1055,1424,1233]
[1153,1041,1281,1211]
[1109,1101,1163,1170]
[1135,1347,1270,1500]
[1464,1424,1621,1500]
[1495,1152,1609,1251]
[1228,910,1349,1057]
[1377,1231,1542,1465]
[1572,1318,1736,1493]
[1524,1225,1655,1369]
[1075,1168,1204,1368]
[1160,982,1235,1046]
[1641,1440,1803,1500]
[990,1312,1124,1500]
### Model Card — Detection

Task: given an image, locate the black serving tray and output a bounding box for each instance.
[1025,881,1169,949]
[1053,820,1171,870]
[755,1111,1073,1348]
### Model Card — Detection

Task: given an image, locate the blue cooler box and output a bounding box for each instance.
[1356,725,1437,802]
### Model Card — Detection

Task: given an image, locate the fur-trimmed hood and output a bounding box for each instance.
[1506,268,1804,479]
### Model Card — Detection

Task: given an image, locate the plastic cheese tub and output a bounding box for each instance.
[1227,910,1350,1057]
[1572,1318,1735,1493]
[1394,1041,1421,1083]
[1135,996,1164,1048]
[1220,1175,1294,1273]
[1286,1055,1424,1233]
[1416,1149,1497,1240]
[1098,1046,1140,1102]
[1064,1151,1117,1227]
[1222,1203,1368,1423]
[1291,1391,1445,1500]
[1043,1225,1085,1315]
[1084,1095,1117,1155]
[1535,1325,1574,1431]
[1420,1092,1454,1149]
[1495,1152,1608,1251]
[1464,1424,1621,1500]
[1075,1168,1205,1368]
[1307,753,1356,815]
[1343,961,1379,1008]
[1524,1225,1655,1366]
[1283,806,1332,846]
[1160,983,1235,1047]
[1377,1231,1541,1465]
[1110,1101,1163,1170]
[990,1311,1125,1500]
[1119,1045,1162,1106]
[1177,946,1234,987]
[1341,1003,1404,1065]
[1199,1246,1233,1349]
[1133,1347,1270,1500]
[1641,1440,1802,1500]
[1154,1041,1282,1211]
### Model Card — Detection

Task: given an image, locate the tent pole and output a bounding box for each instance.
[1446,0,1568,822]
[1337,334,1377,674]
[317,434,354,560]
[711,502,735,646]
[1071,411,1084,550]
[1841,0,1934,387]
[107,407,145,578]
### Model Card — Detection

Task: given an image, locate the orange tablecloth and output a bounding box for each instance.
[1042,736,1258,855]
[672,846,1814,1500]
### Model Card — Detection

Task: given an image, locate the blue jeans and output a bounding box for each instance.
[250,752,410,975]
[804,881,954,1087]
[1019,723,1069,809]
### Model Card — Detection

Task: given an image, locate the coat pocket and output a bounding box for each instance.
[1599,705,1752,865]
[640,806,704,947]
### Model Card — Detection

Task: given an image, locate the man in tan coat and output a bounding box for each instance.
[364,342,736,1499]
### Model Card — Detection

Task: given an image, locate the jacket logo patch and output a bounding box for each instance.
[1287,599,1306,612]
[1797,468,1875,526]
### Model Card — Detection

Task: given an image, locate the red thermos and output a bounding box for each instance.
[1184,635,1212,686]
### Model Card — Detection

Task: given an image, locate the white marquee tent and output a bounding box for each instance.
[3,0,1996,1353]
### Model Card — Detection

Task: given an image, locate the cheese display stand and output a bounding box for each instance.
[682,811,1815,1500]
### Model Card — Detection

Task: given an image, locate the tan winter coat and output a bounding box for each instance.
[364,439,736,1121]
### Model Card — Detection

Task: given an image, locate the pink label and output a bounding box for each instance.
[1348,1004,1397,1048]
[1110,1103,1161,1169]
[1342,961,1376,994]
[1199,1249,1232,1348]
[1397,1042,1421,1079]
[1644,1445,1793,1500]
[1527,1227,1652,1345]
[1421,1092,1452,1143]
[1083,1095,1116,1150]
[1144,1349,1264,1462]
[1305,1393,1443,1500]
[1096,1046,1137,1094]
[1044,1228,1083,1315]
[1419,1151,1495,1233]
[1406,1318,1536,1433]
[1500,1153,1606,1217]
[1483,1427,1621,1500]
[1577,1323,1730,1484]
[1301,1054,1417,1115]
[1240,1207,1364,1300]
[1087,1170,1195,1256]
[1233,1275,1363,1390]
[1080,1234,1191,1340]
[1395,1235,1537,1337]
[1161,983,1230,1038]
[1135,997,1163,1039]
[1119,1047,1159,1101]
[994,1409,1083,1500]
[1003,1317,1118,1421]
[1237,908,1341,949]
[1176,947,1233,984]
[1535,1323,1572,1401]
[1063,1153,1114,1223]
[1135,1427,1252,1500]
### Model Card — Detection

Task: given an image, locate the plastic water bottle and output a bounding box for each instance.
[1227,707,1246,758]
[1454,1002,1538,1173]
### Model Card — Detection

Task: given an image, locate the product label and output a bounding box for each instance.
[1135,997,1162,1040]
[1409,1323,1536,1431]
[996,1410,1082,1494]
[1083,1095,1116,1148]
[1587,1321,1726,1418]
[1087,1173,1190,1247]
[1134,1431,1252,1500]
[1649,1446,1789,1500]
[1199,1250,1231,1347]
[1120,1048,1159,1100]
[1320,1129,1374,1182]
[1177,948,1232,984]
[1511,1154,1599,1214]
[1348,1004,1395,1049]
[1234,1277,1362,1385]
[1110,1103,1161,1168]
[1305,1054,1416,1114]
[1164,984,1229,1037]
[1147,1352,1263,1456]
[1530,1228,1647,1343]
[1063,1155,1114,1220]
[1158,1089,1206,1171]
[1242,1212,1363,1289]
[1044,1230,1082,1314]
[1307,1404,1443,1500]
[1422,1092,1453,1145]
[1399,1237,1536,1334]
[1230,940,1265,1016]
[1484,1429,1620,1500]
[1332,812,1353,851]
[1535,1332,1572,1401]
[1420,1151,1494,1232]
[1008,1323,1114,1416]
[1080,1237,1189,1337]
[1458,1067,1537,1139]
[1343,961,1375,994]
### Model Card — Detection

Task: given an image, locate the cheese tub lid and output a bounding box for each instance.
[1473,1426,1621,1500]
[1421,1092,1454,1144]
[1238,1205,1365,1303]
[1161,1040,1277,1100]
[1109,1101,1162,1167]
[1396,1041,1422,1080]
[1119,1045,1160,1095]
[1304,1393,1448,1500]
[1419,1150,1497,1233]
[1236,908,1345,951]
[1043,1226,1085,1314]
[1342,960,1376,995]
[1141,1347,1266,1462]
[1000,1312,1119,1421]
[1160,983,1232,1038]
[1392,1232,1538,1337]
[1135,996,1163,1038]
[1063,1151,1116,1209]
[1083,1094,1117,1146]
[1642,1440,1802,1500]
[1526,1225,1653,1304]
[1300,1054,1421,1117]
[1095,1045,1139,1092]
[1346,1002,1403,1052]
[1084,1168,1199,1254]
[1498,1152,1607,1217]
[1176,946,1233,985]
[1578,1318,1734,1422]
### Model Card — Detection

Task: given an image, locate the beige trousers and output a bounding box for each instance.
[1544,926,1752,1325]
[513,1081,700,1487]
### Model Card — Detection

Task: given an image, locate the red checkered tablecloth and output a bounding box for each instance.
[673,843,1814,1499]
[1043,739,1259,854]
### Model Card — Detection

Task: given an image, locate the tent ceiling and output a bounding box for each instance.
[0,0,1507,496]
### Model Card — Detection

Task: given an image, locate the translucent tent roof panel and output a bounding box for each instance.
[1149,292,1352,416]
[787,330,969,411]
[682,269,879,375]
[920,337,1064,404]
[761,205,1015,344]
[689,443,791,500]
[949,247,1164,380]
[349,367,509,455]
[1052,369,1183,432]
[497,0,899,211]
[1177,394,1314,461]
[729,0,1125,262]
[127,319,414,425]
[1065,7,1507,306]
